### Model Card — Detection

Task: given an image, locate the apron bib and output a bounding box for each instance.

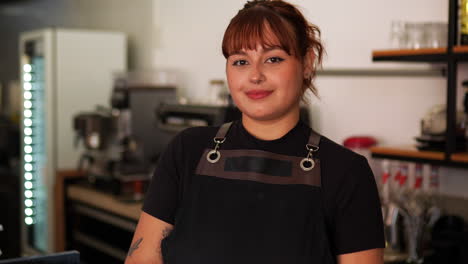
[161,123,335,264]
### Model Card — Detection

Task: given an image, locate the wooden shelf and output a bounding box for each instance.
[451,152,468,163]
[370,145,445,160]
[453,45,468,53]
[373,48,447,57]
[370,145,468,168]
[453,45,468,60]
[372,48,448,62]
[373,46,468,62]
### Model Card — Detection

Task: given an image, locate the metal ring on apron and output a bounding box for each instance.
[300,144,319,171]
[300,157,315,171]
[207,150,221,163]
[206,137,226,163]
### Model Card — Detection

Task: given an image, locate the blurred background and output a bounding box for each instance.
[0,0,467,263]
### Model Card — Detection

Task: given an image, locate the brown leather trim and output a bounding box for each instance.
[308,129,321,146]
[215,122,233,139]
[195,149,321,187]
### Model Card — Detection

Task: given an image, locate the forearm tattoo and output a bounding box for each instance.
[127,237,143,257]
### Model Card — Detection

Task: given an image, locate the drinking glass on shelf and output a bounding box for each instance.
[425,22,448,48]
[406,22,427,49]
[390,21,408,49]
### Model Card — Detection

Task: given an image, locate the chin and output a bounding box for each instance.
[233,94,300,122]
[242,108,286,122]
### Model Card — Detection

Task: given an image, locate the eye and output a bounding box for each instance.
[266,56,285,64]
[232,60,249,66]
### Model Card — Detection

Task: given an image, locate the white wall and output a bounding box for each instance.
[151,0,468,198]
[151,0,448,95]
[67,0,154,70]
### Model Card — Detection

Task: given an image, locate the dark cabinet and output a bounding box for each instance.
[65,184,139,264]
[0,169,20,259]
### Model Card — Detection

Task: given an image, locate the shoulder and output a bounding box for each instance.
[318,135,372,189]
[177,125,219,146]
[163,125,222,163]
[319,135,366,167]
[317,137,385,254]
[180,125,218,137]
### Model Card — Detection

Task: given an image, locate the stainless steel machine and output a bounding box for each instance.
[73,78,178,199]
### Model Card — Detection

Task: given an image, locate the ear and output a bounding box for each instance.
[303,49,316,79]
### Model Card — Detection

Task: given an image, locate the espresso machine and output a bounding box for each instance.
[73,75,178,199]
[73,107,149,199]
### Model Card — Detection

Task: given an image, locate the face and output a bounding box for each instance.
[226,44,309,123]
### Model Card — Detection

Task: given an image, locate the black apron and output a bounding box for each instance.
[161,122,335,264]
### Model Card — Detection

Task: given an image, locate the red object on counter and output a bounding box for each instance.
[134,180,143,195]
[382,172,390,184]
[343,136,377,149]
[414,177,423,189]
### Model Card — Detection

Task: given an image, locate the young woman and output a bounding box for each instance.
[125,1,385,263]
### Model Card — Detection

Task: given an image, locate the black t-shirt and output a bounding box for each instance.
[143,119,385,262]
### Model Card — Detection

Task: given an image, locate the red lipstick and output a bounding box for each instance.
[245,90,272,100]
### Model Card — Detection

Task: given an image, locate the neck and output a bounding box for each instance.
[242,108,300,141]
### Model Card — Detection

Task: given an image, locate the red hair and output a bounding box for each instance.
[222,0,324,97]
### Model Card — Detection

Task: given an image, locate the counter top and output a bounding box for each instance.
[67,184,142,221]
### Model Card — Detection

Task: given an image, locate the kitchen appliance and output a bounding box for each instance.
[127,86,178,165]
[416,104,466,151]
[19,28,126,254]
[73,75,178,199]
[156,103,241,133]
[156,103,311,135]
[73,108,121,183]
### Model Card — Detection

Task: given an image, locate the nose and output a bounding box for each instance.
[249,63,265,85]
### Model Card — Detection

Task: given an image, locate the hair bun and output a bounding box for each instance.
[244,0,267,9]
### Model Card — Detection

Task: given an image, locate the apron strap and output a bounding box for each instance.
[300,128,321,171]
[215,122,233,139]
[207,122,232,163]
[307,129,321,147]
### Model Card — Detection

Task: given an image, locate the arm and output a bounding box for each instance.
[125,211,174,264]
[337,248,384,264]
[324,154,385,261]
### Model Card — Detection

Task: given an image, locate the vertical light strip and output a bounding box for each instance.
[22,62,35,226]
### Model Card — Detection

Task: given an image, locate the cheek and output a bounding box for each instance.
[276,68,303,94]
[226,69,242,92]
[290,66,305,94]
[226,74,235,92]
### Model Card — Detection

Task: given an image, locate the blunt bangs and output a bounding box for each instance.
[222,7,298,58]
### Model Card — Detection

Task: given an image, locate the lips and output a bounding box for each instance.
[245,90,273,100]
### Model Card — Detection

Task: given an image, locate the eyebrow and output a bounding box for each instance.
[230,50,247,56]
[263,46,283,52]
[229,46,284,56]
